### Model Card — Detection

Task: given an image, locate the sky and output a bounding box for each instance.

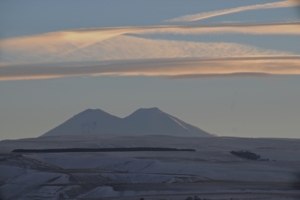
[0,0,300,140]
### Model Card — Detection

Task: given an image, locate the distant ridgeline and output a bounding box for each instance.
[12,147,196,153]
[41,108,214,137]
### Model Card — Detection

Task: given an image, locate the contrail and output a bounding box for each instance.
[0,56,299,81]
[165,1,299,23]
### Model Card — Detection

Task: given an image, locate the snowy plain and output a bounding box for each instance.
[0,135,300,199]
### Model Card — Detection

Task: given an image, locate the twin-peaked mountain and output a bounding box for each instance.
[41,108,214,137]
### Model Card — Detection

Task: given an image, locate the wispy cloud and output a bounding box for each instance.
[165,1,300,23]
[166,72,273,79]
[1,22,299,65]
[137,22,300,36]
[1,12,299,81]
[2,23,299,49]
[1,56,299,81]
[0,35,291,65]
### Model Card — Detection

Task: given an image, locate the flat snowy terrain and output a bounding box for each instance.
[0,135,300,199]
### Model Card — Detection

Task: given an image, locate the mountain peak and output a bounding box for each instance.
[42,108,121,137]
[128,107,164,119]
[74,108,113,118]
[41,107,215,137]
[135,107,161,113]
[79,108,108,114]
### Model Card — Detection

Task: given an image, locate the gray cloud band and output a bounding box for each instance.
[0,56,299,81]
[166,73,273,79]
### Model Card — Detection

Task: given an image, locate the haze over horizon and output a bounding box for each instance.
[0,0,300,140]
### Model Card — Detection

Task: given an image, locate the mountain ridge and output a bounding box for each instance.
[41,107,215,137]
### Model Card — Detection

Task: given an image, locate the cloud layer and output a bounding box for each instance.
[1,56,299,81]
[0,0,299,81]
[1,22,299,65]
[2,23,299,50]
[0,35,291,65]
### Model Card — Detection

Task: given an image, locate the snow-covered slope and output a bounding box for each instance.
[1,136,300,199]
[42,109,121,137]
[121,108,210,136]
[41,107,213,137]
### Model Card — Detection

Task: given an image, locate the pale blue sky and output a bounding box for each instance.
[1,0,289,39]
[0,0,299,140]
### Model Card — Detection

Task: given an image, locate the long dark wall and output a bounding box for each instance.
[12,147,196,153]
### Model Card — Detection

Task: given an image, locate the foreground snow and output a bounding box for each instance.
[0,135,299,199]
